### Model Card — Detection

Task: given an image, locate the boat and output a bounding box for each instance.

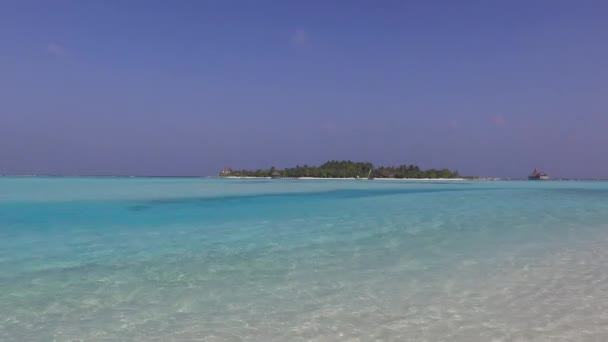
[356,169,374,180]
[528,169,549,180]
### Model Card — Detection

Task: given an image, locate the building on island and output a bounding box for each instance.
[271,171,281,179]
[219,168,233,176]
[528,169,549,180]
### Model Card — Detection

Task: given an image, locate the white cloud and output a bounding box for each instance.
[491,114,506,126]
[290,29,309,48]
[47,42,67,57]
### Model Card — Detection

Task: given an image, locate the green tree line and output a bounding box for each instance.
[223,160,460,179]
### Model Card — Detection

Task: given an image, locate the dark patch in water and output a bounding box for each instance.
[232,180,273,184]
[132,187,493,210]
[129,205,152,211]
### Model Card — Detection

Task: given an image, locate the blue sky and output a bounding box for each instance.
[1,1,607,177]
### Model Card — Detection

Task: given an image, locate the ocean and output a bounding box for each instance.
[1,177,608,341]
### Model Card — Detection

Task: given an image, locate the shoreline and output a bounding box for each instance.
[222,176,468,181]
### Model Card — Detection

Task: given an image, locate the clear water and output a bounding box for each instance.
[1,178,608,341]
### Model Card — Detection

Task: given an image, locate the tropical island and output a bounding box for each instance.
[220,160,462,179]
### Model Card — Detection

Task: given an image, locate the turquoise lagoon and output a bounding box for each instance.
[1,177,608,341]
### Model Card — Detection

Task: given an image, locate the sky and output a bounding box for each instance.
[1,1,607,178]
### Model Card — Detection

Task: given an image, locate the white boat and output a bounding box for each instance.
[528,169,549,180]
[356,169,374,180]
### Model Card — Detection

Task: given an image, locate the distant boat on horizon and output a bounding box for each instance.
[528,168,549,180]
[356,168,374,180]
[367,168,374,180]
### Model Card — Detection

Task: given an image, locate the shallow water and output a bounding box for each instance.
[1,178,608,341]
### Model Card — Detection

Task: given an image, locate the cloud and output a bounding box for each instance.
[491,114,506,126]
[290,29,309,48]
[320,120,336,132]
[47,42,67,57]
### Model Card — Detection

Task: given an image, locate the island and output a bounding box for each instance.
[219,160,463,179]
